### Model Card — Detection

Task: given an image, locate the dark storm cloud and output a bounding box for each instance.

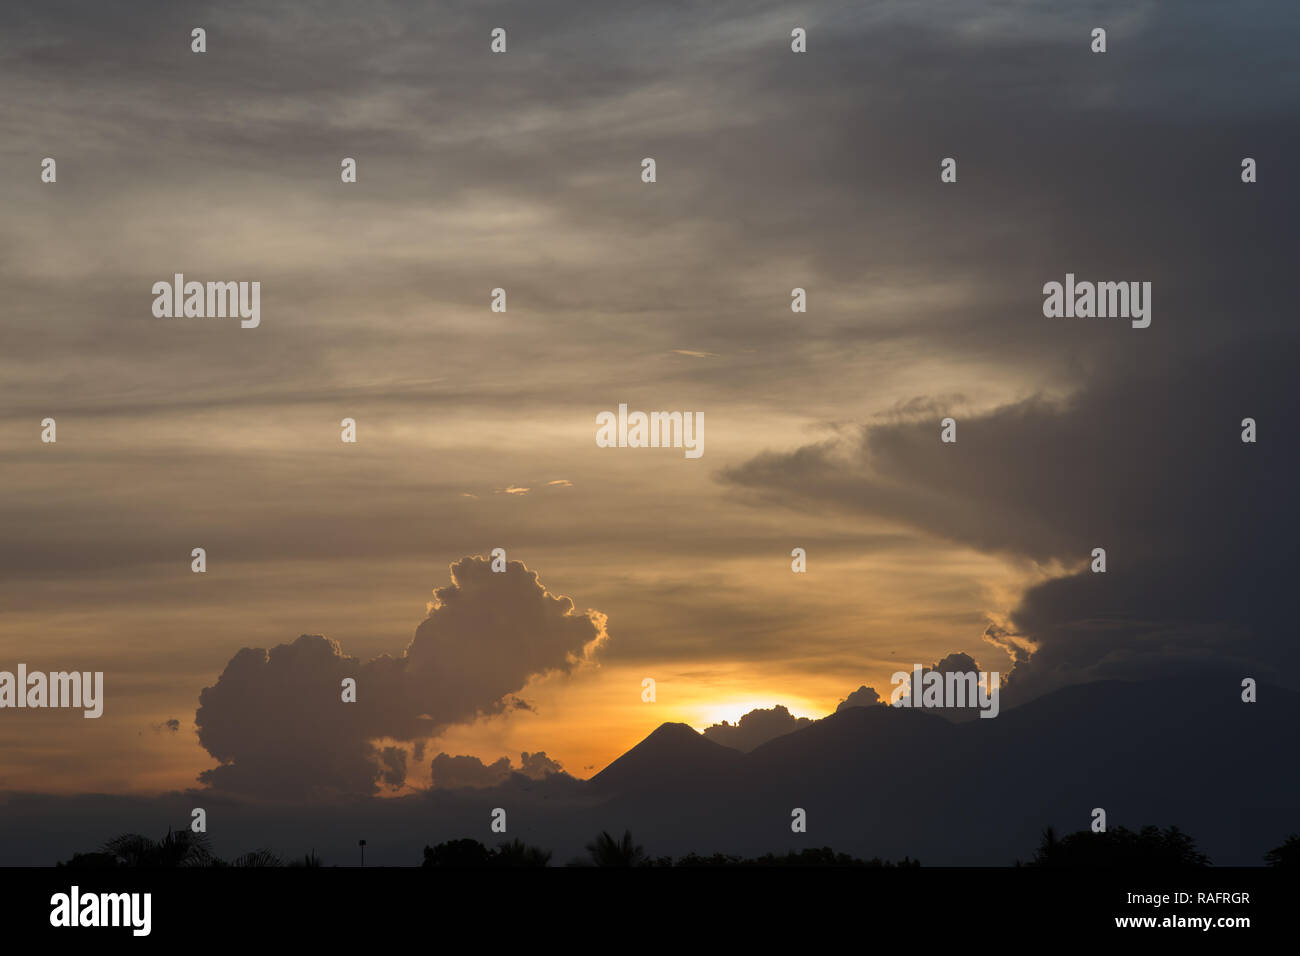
[194,557,606,799]
[725,343,1300,698]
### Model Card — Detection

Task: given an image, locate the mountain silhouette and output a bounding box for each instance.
[582,677,1300,865]
[7,676,1297,867]
[590,722,745,795]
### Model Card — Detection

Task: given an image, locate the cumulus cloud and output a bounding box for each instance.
[195,557,607,800]
[835,685,883,712]
[887,653,994,723]
[517,751,564,778]
[430,750,565,789]
[702,705,813,752]
[430,753,513,789]
[825,654,998,723]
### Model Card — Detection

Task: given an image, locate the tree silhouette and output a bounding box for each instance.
[1264,833,1300,867]
[1029,824,1210,867]
[224,848,284,867]
[98,828,216,867]
[423,838,494,867]
[585,830,646,867]
[493,838,552,867]
[422,837,553,867]
[55,828,314,867]
[672,847,918,866]
[55,851,122,869]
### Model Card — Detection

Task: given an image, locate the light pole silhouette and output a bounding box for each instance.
[359,839,366,867]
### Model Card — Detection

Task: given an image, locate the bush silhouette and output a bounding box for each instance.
[1029,825,1209,867]
[423,838,494,867]
[422,837,552,867]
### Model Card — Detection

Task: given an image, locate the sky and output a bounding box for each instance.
[0,0,1296,804]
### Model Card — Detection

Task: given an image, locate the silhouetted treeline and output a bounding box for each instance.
[425,831,919,867]
[55,824,1300,868]
[1025,825,1210,867]
[56,828,321,868]
[654,848,920,867]
[422,838,552,867]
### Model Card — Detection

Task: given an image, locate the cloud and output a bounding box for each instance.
[518,750,564,777]
[430,753,513,789]
[377,746,407,791]
[2,0,1297,800]
[702,704,813,752]
[194,557,607,800]
[887,653,993,722]
[430,750,565,789]
[725,344,1300,703]
[835,686,883,712]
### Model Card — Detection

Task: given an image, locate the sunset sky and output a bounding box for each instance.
[1,0,1296,805]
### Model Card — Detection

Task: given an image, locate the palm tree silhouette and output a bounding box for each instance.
[225,848,284,867]
[585,830,646,866]
[495,838,552,867]
[1264,833,1300,866]
[101,828,215,867]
